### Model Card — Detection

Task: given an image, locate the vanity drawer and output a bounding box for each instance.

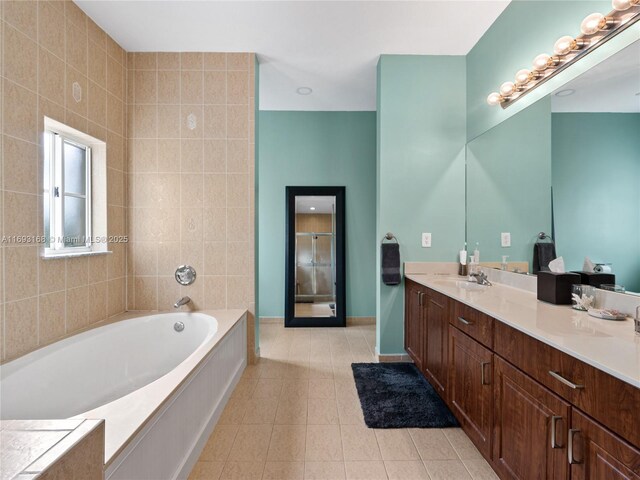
[451,301,493,349]
[495,320,640,447]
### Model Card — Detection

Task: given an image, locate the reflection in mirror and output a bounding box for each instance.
[466,40,640,293]
[551,40,640,293]
[285,186,345,327]
[295,196,337,317]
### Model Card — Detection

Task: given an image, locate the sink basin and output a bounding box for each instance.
[454,280,489,291]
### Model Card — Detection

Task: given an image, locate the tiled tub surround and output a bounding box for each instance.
[0,1,128,362]
[1,309,247,479]
[405,274,640,388]
[126,51,257,361]
[1,419,104,480]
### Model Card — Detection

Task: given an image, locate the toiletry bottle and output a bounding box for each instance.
[501,255,509,271]
[459,248,468,277]
[473,243,480,264]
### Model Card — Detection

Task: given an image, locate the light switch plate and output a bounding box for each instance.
[501,232,511,247]
[422,233,432,248]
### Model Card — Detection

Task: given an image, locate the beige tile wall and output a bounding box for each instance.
[126,52,255,317]
[0,1,128,362]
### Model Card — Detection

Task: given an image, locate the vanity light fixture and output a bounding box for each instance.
[487,1,640,108]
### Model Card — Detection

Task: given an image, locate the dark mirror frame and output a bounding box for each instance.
[285,186,346,328]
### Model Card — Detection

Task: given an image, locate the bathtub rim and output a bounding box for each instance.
[79,308,246,466]
[1,308,246,467]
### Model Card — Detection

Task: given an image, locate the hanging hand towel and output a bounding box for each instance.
[381,243,401,285]
[533,242,557,274]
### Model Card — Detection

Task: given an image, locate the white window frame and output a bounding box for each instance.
[44,130,92,255]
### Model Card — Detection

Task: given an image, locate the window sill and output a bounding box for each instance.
[42,250,112,260]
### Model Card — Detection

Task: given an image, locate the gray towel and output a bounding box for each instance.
[381,243,401,285]
[533,242,557,274]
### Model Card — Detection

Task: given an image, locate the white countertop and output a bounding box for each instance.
[406,274,640,389]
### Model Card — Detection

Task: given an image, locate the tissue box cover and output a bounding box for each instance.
[571,271,615,289]
[537,272,581,305]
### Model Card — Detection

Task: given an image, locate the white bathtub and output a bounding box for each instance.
[0,310,247,480]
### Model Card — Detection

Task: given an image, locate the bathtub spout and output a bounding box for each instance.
[174,296,191,308]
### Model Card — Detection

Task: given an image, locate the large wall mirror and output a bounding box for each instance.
[466,39,640,294]
[285,186,346,327]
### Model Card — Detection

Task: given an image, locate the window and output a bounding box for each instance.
[44,131,92,254]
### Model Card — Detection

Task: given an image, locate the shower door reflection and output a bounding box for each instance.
[286,187,345,327]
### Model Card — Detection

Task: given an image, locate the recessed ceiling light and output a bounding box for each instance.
[309,207,316,211]
[296,87,312,96]
[555,89,576,97]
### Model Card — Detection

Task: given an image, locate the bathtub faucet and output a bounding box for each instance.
[174,296,191,309]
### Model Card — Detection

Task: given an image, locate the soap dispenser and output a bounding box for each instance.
[501,255,509,271]
[473,243,480,264]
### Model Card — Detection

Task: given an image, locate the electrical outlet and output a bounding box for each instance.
[501,232,511,247]
[422,233,432,248]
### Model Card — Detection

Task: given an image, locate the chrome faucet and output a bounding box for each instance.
[174,296,191,308]
[469,271,492,286]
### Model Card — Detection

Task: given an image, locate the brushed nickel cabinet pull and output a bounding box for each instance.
[549,371,585,389]
[457,316,473,326]
[568,429,582,464]
[551,416,563,449]
[481,361,490,385]
[416,290,422,306]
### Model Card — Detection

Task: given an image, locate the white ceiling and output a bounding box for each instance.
[296,196,335,214]
[552,40,640,113]
[75,1,510,111]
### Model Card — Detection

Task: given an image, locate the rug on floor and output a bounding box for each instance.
[351,362,459,428]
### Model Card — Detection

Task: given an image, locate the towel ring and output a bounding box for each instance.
[381,232,398,244]
[537,232,553,242]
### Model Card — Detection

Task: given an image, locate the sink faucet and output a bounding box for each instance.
[469,271,492,286]
[174,296,191,308]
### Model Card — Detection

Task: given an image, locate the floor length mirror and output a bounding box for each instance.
[285,187,346,327]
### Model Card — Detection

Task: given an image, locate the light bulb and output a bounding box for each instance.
[515,69,533,86]
[612,0,639,11]
[499,82,517,97]
[580,13,614,35]
[533,53,551,71]
[554,36,575,55]
[487,92,503,106]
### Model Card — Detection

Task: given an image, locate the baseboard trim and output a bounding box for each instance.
[375,347,412,363]
[260,316,375,326]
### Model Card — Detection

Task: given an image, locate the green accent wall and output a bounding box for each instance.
[377,55,467,355]
[467,0,624,141]
[552,113,640,293]
[466,97,552,269]
[257,111,377,318]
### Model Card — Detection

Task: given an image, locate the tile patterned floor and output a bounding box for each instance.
[189,322,498,480]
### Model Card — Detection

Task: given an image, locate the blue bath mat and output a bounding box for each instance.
[351,363,459,428]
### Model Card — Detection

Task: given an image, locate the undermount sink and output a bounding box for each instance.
[454,280,489,291]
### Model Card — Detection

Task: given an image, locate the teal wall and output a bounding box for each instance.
[377,55,467,355]
[257,111,377,318]
[552,113,640,293]
[466,97,552,269]
[467,0,617,141]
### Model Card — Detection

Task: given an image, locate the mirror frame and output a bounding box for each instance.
[285,186,346,327]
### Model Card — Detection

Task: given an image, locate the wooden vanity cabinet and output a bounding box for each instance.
[404,279,449,397]
[404,279,640,480]
[448,326,493,458]
[569,409,640,480]
[404,279,425,372]
[423,289,449,397]
[493,356,571,480]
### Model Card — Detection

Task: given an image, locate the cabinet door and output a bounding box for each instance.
[493,357,571,480]
[448,326,493,458]
[424,291,448,397]
[404,281,424,372]
[570,409,640,480]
